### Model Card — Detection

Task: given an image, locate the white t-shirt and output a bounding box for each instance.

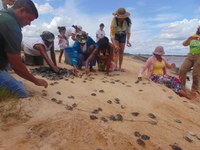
[23,38,53,56]
[96,29,105,42]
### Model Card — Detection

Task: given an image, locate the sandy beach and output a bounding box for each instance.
[0,55,200,150]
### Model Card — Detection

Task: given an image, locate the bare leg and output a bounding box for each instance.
[118,43,125,71]
[114,40,120,70]
[179,56,193,88]
[59,49,64,63]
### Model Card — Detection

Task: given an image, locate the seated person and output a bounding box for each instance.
[22,31,59,73]
[72,31,97,71]
[85,36,115,75]
[138,46,192,99]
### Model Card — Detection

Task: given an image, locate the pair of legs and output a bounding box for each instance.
[0,70,28,98]
[150,74,192,99]
[179,54,200,99]
[114,33,126,71]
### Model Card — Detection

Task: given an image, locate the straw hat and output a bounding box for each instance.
[40,31,55,42]
[113,8,130,18]
[153,46,165,55]
[76,31,88,44]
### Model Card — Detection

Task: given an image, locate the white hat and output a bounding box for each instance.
[153,46,165,55]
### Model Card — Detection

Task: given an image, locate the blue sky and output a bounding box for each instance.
[1,0,200,55]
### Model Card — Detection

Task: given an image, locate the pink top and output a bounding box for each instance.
[138,55,172,78]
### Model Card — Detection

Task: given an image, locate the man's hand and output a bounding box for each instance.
[51,66,60,73]
[34,78,48,88]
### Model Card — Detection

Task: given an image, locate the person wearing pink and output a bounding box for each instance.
[57,26,68,63]
[138,46,192,99]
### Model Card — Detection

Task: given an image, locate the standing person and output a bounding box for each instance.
[96,23,105,42]
[0,0,48,98]
[85,36,115,75]
[23,31,59,73]
[73,31,97,71]
[179,26,200,99]
[110,7,132,72]
[1,0,15,9]
[57,26,68,63]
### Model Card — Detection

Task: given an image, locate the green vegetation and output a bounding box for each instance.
[0,88,19,102]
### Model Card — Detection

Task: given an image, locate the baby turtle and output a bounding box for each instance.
[65,105,73,111]
[148,120,158,125]
[91,93,96,96]
[51,98,57,102]
[131,112,140,117]
[109,114,123,121]
[68,96,75,99]
[115,114,123,121]
[170,143,183,150]
[141,134,150,140]
[42,92,47,96]
[168,96,173,99]
[97,107,103,111]
[99,90,104,93]
[107,100,112,104]
[114,98,120,104]
[72,103,77,108]
[147,113,156,119]
[183,134,193,143]
[90,115,98,120]
[92,109,99,114]
[126,85,132,87]
[50,83,54,86]
[101,117,108,123]
[175,119,182,124]
[134,131,141,137]
[136,139,145,146]
[56,91,61,95]
[56,100,62,104]
[121,105,125,109]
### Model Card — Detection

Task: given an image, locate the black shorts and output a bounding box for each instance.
[115,33,126,43]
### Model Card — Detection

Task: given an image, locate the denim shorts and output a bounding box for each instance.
[115,33,127,43]
[0,70,28,98]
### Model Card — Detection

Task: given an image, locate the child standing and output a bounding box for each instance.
[58,26,68,63]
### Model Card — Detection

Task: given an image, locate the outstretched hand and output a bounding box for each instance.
[34,78,48,88]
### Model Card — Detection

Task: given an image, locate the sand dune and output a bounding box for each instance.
[0,56,200,150]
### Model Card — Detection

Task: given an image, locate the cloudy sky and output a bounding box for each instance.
[1,0,200,55]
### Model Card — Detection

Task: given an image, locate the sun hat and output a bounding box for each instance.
[40,31,55,42]
[113,8,130,18]
[153,46,165,55]
[76,31,88,44]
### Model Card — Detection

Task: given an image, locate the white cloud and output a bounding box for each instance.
[35,3,54,14]
[129,18,200,55]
